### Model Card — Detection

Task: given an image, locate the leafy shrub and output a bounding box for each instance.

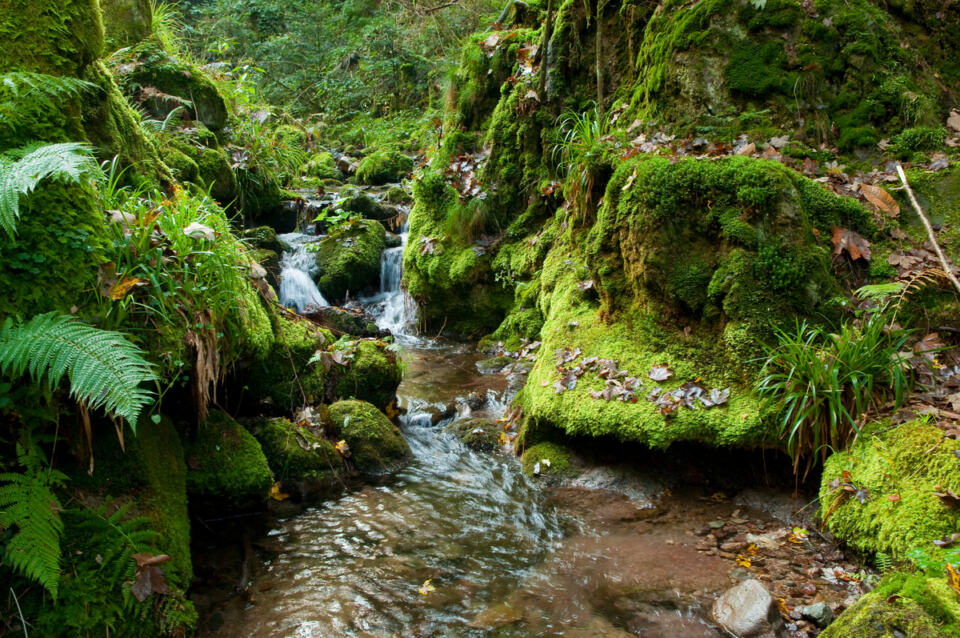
[553,104,613,217]
[757,314,912,476]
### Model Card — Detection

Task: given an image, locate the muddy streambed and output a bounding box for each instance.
[191,340,865,637]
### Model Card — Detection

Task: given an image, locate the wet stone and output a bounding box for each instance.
[801,602,835,628]
[712,579,783,637]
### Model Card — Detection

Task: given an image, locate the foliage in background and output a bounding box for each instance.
[179,0,500,124]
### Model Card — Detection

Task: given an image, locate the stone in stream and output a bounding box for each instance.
[449,418,499,452]
[801,602,835,628]
[327,400,412,475]
[476,355,514,374]
[301,304,382,338]
[711,579,783,637]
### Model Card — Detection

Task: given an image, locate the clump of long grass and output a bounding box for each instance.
[757,309,913,478]
[552,103,611,217]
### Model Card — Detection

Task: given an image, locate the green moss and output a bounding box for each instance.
[243,225,291,254]
[385,185,412,204]
[314,218,386,303]
[327,400,412,475]
[249,417,343,484]
[0,0,104,76]
[196,145,239,206]
[889,126,947,159]
[183,410,273,502]
[228,283,275,360]
[725,42,791,97]
[521,442,576,478]
[304,151,341,179]
[823,572,960,638]
[355,149,414,185]
[100,0,152,50]
[0,180,112,317]
[820,420,960,561]
[339,188,391,222]
[274,124,307,150]
[163,144,200,182]
[449,418,499,452]
[335,340,402,411]
[247,314,333,411]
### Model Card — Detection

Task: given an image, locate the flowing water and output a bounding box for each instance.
[278,232,328,312]
[194,186,847,637]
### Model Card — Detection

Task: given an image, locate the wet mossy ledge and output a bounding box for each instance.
[327,400,413,475]
[313,218,387,304]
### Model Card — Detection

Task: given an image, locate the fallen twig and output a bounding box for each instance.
[896,163,960,294]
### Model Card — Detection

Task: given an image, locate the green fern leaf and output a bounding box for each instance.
[0,142,97,238]
[0,443,67,598]
[0,313,157,428]
[0,72,96,132]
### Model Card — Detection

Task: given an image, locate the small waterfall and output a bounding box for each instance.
[363,212,416,336]
[278,232,329,312]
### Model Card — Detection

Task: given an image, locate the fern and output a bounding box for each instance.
[141,105,188,134]
[0,313,157,428]
[0,442,67,598]
[0,72,96,132]
[0,142,98,238]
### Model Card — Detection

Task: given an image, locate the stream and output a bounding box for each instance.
[192,186,863,637]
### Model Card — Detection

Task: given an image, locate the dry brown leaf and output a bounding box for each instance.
[860,183,900,218]
[948,110,960,133]
[832,227,872,262]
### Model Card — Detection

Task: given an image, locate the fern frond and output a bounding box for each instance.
[0,443,67,598]
[0,313,157,428]
[0,142,97,238]
[0,72,97,131]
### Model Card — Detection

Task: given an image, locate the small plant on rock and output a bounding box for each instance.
[757,308,913,478]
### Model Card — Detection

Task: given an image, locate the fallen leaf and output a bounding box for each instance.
[860,183,900,218]
[735,142,756,156]
[335,439,351,457]
[418,579,436,595]
[948,110,960,133]
[183,222,215,241]
[831,227,872,262]
[769,135,790,149]
[110,275,145,300]
[129,554,171,602]
[270,482,290,501]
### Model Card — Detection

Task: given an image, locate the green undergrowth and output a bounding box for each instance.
[820,419,960,562]
[183,410,273,503]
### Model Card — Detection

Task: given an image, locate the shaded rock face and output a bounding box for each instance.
[712,579,783,637]
[101,0,152,48]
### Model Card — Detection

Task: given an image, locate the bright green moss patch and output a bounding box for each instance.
[521,442,576,478]
[327,400,412,475]
[823,572,960,638]
[820,420,960,561]
[247,314,333,411]
[355,150,414,185]
[249,417,343,484]
[184,410,273,502]
[449,418,499,452]
[304,151,342,179]
[314,218,386,303]
[335,340,402,411]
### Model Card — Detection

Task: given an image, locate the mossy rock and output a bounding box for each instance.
[100,0,152,49]
[339,189,392,223]
[249,247,281,289]
[244,225,291,255]
[820,420,960,561]
[247,315,334,412]
[823,572,960,637]
[274,124,307,150]
[314,218,386,303]
[304,151,342,180]
[113,36,228,130]
[197,145,239,206]
[163,144,200,182]
[302,305,381,338]
[184,410,273,503]
[0,0,104,76]
[228,282,275,360]
[335,340,403,411]
[355,150,414,185]
[449,418,499,452]
[386,185,413,205]
[327,400,412,475]
[249,417,344,486]
[476,355,514,374]
[521,442,577,479]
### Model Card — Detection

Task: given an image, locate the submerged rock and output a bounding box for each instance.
[449,418,499,452]
[711,579,782,637]
[476,355,514,374]
[327,400,412,475]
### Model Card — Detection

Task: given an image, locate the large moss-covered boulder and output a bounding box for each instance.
[314,218,386,303]
[249,417,344,487]
[820,420,960,561]
[625,0,955,148]
[197,145,239,205]
[327,400,412,475]
[823,572,960,638]
[100,0,152,49]
[111,37,229,130]
[244,225,291,255]
[449,418,499,452]
[338,188,393,223]
[184,410,273,503]
[247,315,334,412]
[335,340,403,411]
[355,150,414,185]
